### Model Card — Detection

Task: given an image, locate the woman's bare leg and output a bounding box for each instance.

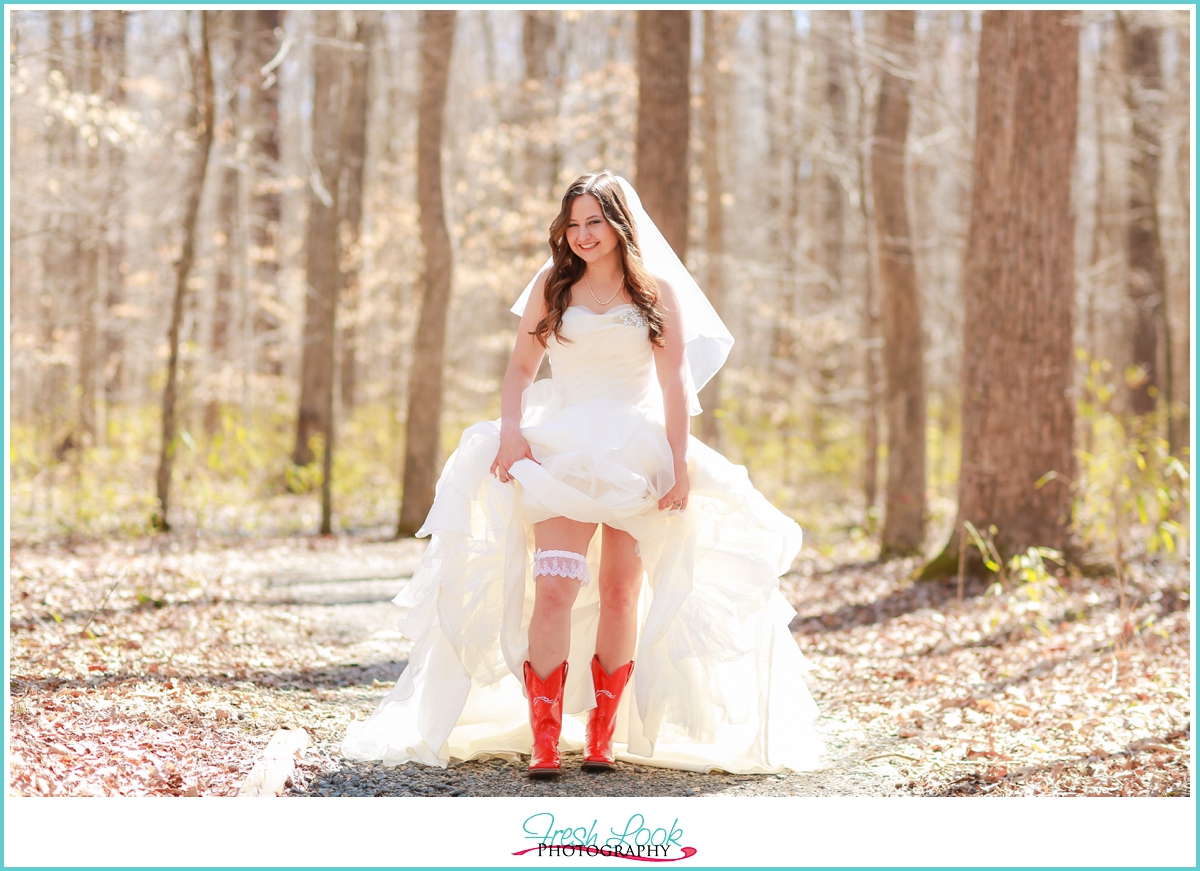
[528,516,598,679]
[594,525,642,672]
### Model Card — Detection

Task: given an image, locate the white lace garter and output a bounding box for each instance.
[532,549,590,586]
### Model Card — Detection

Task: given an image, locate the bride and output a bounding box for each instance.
[342,171,822,777]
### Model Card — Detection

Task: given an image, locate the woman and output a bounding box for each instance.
[342,171,822,777]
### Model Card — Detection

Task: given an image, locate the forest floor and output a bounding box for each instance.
[7,530,1192,798]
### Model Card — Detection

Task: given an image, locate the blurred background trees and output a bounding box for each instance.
[7,10,1191,574]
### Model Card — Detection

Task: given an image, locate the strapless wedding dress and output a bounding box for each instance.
[341,304,823,773]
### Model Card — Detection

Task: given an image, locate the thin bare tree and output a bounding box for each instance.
[853,13,882,516]
[206,10,242,436]
[1116,14,1171,447]
[293,11,345,469]
[98,11,127,407]
[337,12,378,416]
[244,10,284,378]
[872,10,926,558]
[697,10,732,447]
[77,14,104,443]
[154,10,215,531]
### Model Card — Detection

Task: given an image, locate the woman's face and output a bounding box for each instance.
[565,194,620,265]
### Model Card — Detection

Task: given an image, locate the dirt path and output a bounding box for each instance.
[8,534,1190,797]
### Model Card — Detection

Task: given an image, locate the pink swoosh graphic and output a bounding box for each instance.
[511,846,697,863]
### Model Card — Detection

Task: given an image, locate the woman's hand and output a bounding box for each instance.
[490,428,538,483]
[657,462,690,512]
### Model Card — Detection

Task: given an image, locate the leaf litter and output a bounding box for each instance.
[8,532,1191,797]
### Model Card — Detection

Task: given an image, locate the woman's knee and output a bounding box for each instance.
[598,551,641,614]
[534,575,581,612]
[600,588,638,617]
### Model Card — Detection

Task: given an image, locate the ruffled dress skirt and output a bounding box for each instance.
[341,306,823,773]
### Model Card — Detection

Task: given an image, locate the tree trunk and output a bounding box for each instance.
[522,10,558,200]
[761,15,793,370]
[635,11,691,258]
[338,12,378,416]
[697,10,731,447]
[207,13,241,436]
[854,13,881,517]
[872,10,925,558]
[293,11,344,469]
[1085,23,1112,458]
[1117,15,1169,438]
[42,12,74,438]
[78,15,105,443]
[245,10,284,378]
[808,13,853,467]
[99,11,127,407]
[813,11,850,299]
[207,166,238,435]
[921,10,1079,577]
[397,10,457,537]
[1173,24,1190,451]
[154,10,215,531]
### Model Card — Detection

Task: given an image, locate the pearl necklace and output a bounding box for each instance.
[584,271,625,307]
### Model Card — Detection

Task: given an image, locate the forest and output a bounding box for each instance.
[6,9,1192,803]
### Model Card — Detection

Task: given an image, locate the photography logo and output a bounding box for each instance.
[513,812,697,862]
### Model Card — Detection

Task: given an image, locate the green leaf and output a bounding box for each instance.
[1034,470,1059,489]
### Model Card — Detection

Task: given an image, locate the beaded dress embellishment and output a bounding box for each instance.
[615,307,647,328]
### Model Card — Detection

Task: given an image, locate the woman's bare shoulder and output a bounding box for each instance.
[650,273,679,304]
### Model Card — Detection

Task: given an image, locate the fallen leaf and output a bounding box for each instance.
[966,748,1004,759]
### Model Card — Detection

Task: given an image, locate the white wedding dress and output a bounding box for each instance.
[341,303,823,773]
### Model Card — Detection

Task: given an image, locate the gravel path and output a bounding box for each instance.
[233,538,908,798]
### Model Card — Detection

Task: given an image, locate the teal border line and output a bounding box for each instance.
[2,4,1195,871]
[1,2,1196,6]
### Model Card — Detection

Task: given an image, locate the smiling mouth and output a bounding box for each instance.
[578,241,599,251]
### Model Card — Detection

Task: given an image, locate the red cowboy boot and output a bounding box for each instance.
[582,655,633,772]
[524,660,568,779]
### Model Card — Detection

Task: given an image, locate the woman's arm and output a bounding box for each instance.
[491,272,550,483]
[651,277,691,511]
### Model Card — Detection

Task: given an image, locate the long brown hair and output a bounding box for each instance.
[532,171,665,347]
